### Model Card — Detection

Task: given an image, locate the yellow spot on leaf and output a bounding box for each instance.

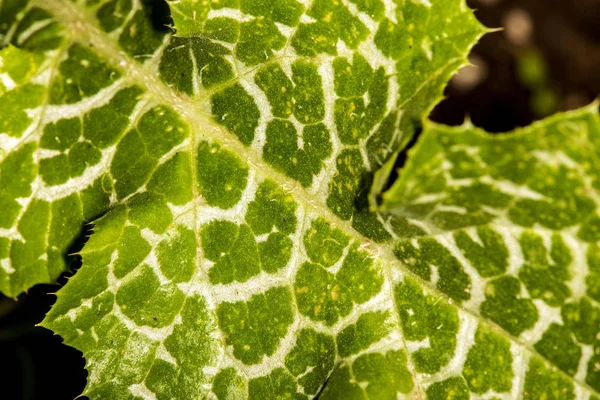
[296,286,309,294]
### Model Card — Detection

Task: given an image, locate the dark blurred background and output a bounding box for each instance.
[1,0,599,399]
[432,0,600,131]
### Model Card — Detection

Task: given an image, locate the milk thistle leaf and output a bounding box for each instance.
[1,0,598,398]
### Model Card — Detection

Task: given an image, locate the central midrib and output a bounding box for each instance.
[35,0,598,396]
[35,0,401,266]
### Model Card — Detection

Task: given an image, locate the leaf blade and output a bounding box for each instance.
[3,0,598,398]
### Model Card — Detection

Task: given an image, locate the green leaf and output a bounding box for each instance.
[2,0,599,398]
[380,105,600,396]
